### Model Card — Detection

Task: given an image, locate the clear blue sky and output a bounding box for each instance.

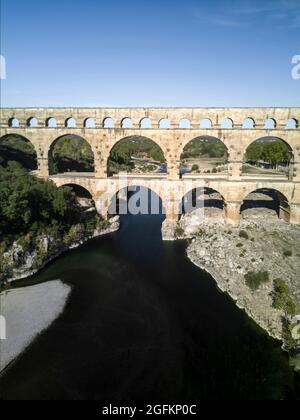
[0,0,299,107]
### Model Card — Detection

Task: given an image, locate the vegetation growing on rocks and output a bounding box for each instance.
[239,230,249,240]
[245,271,270,291]
[0,162,113,285]
[0,162,82,238]
[283,250,293,258]
[184,215,300,353]
[282,319,299,353]
[272,278,297,316]
[175,226,185,238]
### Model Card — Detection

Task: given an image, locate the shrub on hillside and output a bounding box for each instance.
[239,230,249,240]
[245,271,270,291]
[272,278,296,316]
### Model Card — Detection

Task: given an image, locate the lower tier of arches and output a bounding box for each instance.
[49,176,300,228]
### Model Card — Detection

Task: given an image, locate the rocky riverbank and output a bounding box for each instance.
[178,208,300,358]
[162,188,300,359]
[0,216,120,285]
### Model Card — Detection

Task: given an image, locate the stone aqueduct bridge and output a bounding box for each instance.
[1,107,300,226]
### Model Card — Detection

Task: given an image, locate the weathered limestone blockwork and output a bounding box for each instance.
[0,107,299,230]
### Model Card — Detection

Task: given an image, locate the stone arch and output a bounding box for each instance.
[180,135,228,175]
[65,117,77,128]
[58,183,96,208]
[84,117,96,128]
[0,133,38,170]
[286,118,298,129]
[107,185,165,218]
[48,134,95,175]
[27,117,38,127]
[46,117,57,128]
[243,117,255,129]
[179,118,191,129]
[221,117,234,129]
[139,117,152,129]
[107,135,167,176]
[265,118,277,129]
[200,118,213,129]
[121,117,133,129]
[242,136,294,179]
[240,188,290,222]
[158,118,171,129]
[180,186,225,215]
[103,117,115,128]
[8,117,20,128]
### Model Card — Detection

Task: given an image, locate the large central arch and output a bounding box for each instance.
[107,136,167,176]
[180,187,225,218]
[48,135,95,175]
[108,185,166,220]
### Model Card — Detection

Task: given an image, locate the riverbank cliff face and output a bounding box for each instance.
[177,209,300,362]
[0,216,120,285]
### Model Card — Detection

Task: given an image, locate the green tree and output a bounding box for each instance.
[272,278,296,316]
[108,136,165,174]
[0,162,80,236]
[246,139,290,167]
[51,136,94,174]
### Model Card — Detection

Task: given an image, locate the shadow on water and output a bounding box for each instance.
[0,189,297,400]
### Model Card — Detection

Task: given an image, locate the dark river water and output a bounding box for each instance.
[0,212,297,400]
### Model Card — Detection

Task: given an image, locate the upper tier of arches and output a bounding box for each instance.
[4,115,299,130]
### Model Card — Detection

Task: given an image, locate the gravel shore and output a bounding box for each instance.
[0,280,71,372]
